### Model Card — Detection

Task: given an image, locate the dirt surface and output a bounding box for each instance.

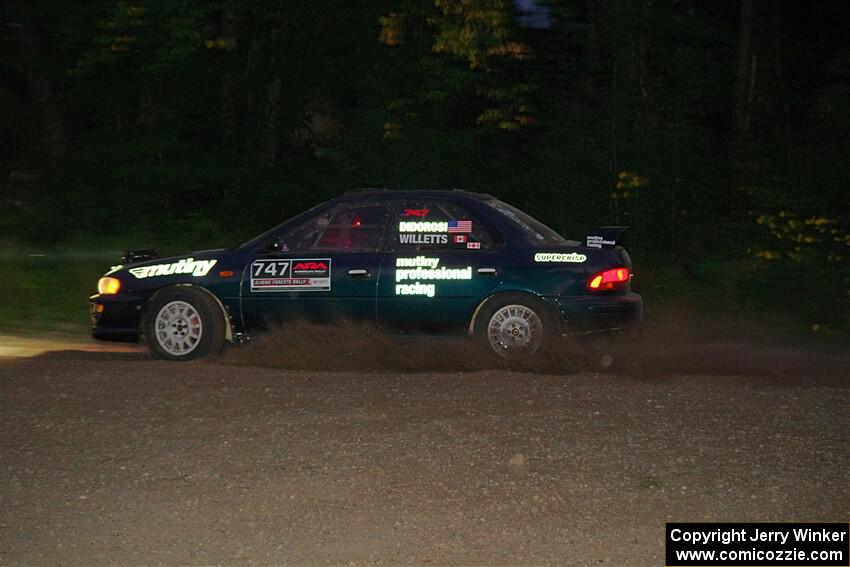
[0,332,141,359]
[1,324,849,566]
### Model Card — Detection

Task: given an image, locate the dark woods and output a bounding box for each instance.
[2,0,848,332]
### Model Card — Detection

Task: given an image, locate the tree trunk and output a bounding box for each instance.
[219,1,236,154]
[262,77,282,167]
[8,0,66,159]
[734,0,754,138]
[584,0,601,99]
[629,2,654,135]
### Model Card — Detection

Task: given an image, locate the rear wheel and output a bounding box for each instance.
[476,294,558,362]
[145,287,225,361]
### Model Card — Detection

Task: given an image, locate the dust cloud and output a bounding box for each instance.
[218,320,507,373]
[217,304,849,380]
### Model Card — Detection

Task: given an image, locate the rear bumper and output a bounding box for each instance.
[554,292,643,333]
[90,293,146,342]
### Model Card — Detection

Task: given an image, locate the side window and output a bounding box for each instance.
[276,204,390,252]
[393,201,496,252]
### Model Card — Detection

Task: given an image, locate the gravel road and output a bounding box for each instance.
[1,329,848,566]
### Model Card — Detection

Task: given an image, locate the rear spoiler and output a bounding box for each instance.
[584,226,628,249]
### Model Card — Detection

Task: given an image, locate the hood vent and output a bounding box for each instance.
[121,249,159,264]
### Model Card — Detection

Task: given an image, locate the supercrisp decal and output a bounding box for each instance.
[533,252,587,263]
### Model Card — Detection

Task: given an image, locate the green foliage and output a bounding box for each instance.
[430,0,513,70]
[2,0,848,336]
[0,247,108,333]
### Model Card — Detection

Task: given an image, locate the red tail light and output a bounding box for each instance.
[588,267,630,290]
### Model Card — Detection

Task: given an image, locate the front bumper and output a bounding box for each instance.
[555,292,643,334]
[90,293,147,342]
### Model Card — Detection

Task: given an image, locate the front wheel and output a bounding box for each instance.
[145,287,225,361]
[476,294,558,362]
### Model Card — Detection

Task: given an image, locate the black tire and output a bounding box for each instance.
[474,293,559,363]
[144,287,226,361]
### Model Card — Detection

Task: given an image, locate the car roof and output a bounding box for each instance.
[330,188,551,246]
[337,188,496,202]
[235,189,508,252]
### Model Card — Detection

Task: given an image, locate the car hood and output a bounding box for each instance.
[110,250,231,281]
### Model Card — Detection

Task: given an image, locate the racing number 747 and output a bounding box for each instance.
[253,260,290,277]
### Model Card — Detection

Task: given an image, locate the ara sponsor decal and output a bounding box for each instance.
[250,258,331,291]
[399,233,448,245]
[128,258,217,279]
[586,235,616,249]
[534,252,587,263]
[292,261,328,272]
[399,221,448,233]
[394,256,472,298]
[402,208,429,217]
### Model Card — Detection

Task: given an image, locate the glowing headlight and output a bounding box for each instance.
[98,276,121,295]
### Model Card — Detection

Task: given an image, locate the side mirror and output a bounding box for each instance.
[266,236,288,253]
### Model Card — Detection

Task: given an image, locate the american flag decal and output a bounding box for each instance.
[447,220,472,233]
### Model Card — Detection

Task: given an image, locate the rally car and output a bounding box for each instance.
[90,190,642,361]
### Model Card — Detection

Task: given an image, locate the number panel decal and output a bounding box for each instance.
[250,258,332,292]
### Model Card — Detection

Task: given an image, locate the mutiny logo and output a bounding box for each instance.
[128,258,217,278]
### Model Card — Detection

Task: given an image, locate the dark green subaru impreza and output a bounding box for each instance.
[90,190,642,362]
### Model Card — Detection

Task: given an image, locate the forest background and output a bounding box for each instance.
[1,0,848,339]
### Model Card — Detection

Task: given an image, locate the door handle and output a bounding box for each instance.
[347,268,370,277]
[477,267,497,275]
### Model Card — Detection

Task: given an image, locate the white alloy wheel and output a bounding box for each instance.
[486,303,544,359]
[154,300,204,356]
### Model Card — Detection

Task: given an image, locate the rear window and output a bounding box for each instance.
[485,199,566,244]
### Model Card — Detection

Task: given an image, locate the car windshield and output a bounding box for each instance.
[485,199,566,244]
[230,201,332,252]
